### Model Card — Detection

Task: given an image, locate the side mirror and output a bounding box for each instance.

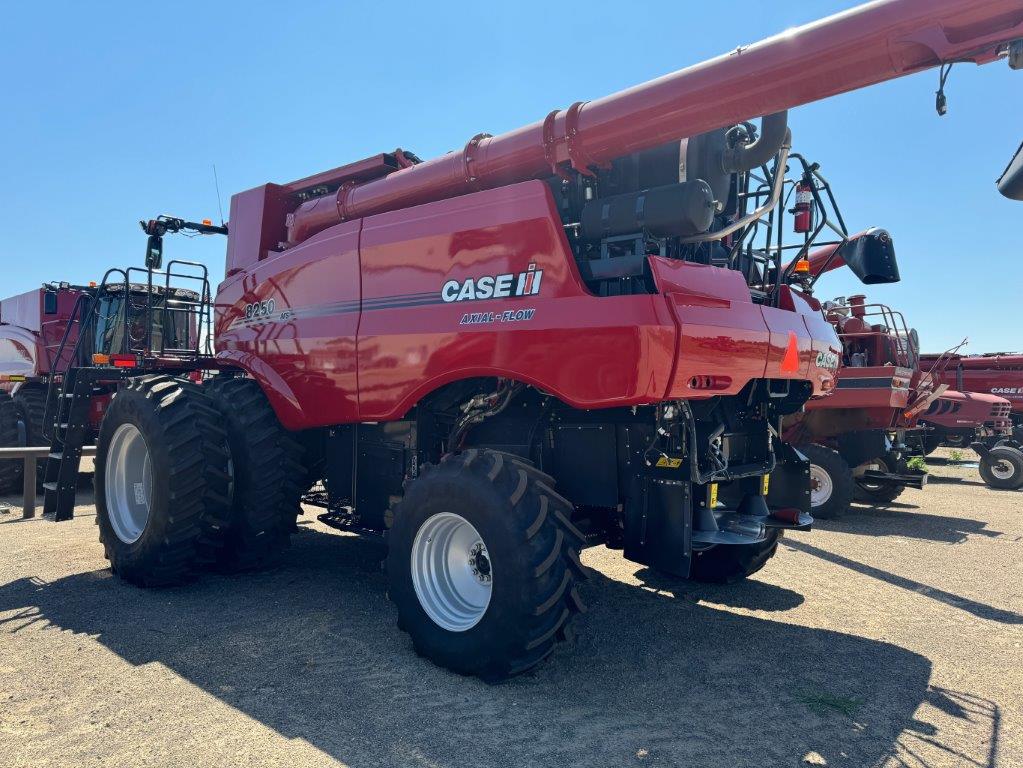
[145,234,164,269]
[997,141,1023,201]
[43,290,58,315]
[837,227,900,285]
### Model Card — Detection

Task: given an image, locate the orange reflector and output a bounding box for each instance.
[92,353,110,365]
[780,331,800,373]
[794,259,811,274]
[202,219,212,226]
[88,281,97,287]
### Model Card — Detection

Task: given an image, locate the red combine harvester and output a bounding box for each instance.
[918,352,1023,488]
[15,0,1023,679]
[783,294,936,517]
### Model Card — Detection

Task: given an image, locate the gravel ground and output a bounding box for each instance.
[1,448,1020,768]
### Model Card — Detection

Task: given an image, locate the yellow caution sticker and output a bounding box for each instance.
[708,483,718,508]
[655,455,683,469]
[761,474,770,495]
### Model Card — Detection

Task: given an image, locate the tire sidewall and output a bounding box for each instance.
[981,447,1023,490]
[801,444,852,519]
[95,386,176,572]
[388,471,540,672]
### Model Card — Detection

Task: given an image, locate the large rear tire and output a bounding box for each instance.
[799,443,853,519]
[206,376,305,571]
[0,391,21,493]
[979,446,1023,490]
[13,386,47,489]
[94,375,232,587]
[689,529,784,584]
[387,449,586,681]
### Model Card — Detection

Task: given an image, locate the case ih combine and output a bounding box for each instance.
[917,352,1023,488]
[2,0,1021,679]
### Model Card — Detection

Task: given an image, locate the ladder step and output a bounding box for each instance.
[48,452,63,460]
[43,482,58,492]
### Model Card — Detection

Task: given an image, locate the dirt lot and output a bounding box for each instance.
[1,449,1020,768]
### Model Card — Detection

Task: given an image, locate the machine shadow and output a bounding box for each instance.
[782,539,1022,625]
[0,525,934,768]
[820,504,1004,545]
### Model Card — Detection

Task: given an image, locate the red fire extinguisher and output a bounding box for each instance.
[793,180,813,233]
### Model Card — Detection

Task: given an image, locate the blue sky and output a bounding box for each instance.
[1,0,1019,352]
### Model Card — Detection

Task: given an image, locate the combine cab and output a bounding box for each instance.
[0,223,219,500]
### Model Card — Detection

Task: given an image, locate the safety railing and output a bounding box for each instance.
[0,445,96,518]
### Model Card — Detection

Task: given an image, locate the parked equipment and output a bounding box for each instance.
[27,0,1023,679]
[916,354,1023,489]
[0,264,214,495]
[784,295,936,517]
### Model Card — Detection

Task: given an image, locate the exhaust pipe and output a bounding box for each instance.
[722,111,789,173]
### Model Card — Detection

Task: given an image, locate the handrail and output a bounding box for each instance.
[0,445,97,518]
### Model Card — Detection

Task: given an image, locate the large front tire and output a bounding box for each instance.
[0,391,22,493]
[205,376,305,571]
[387,449,586,681]
[979,446,1023,490]
[14,386,47,489]
[799,443,853,519]
[95,375,231,587]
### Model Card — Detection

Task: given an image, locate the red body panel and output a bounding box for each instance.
[801,365,914,435]
[922,389,1013,435]
[921,353,1023,416]
[215,182,839,430]
[0,287,85,384]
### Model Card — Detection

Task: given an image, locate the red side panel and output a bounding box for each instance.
[652,260,838,399]
[216,221,362,430]
[357,182,676,420]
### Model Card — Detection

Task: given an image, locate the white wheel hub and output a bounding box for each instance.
[104,423,153,544]
[411,512,492,632]
[809,463,833,507]
[990,458,1016,480]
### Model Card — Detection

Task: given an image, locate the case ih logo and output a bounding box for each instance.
[815,350,840,371]
[992,387,1023,396]
[442,264,543,303]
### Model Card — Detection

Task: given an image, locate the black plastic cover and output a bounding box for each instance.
[580,180,715,241]
[997,140,1023,201]
[838,227,900,285]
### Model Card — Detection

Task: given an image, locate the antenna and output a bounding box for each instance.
[212,164,226,226]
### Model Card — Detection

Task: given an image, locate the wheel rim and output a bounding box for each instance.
[104,423,153,544]
[859,457,891,492]
[990,459,1015,481]
[411,512,492,632]
[809,463,833,507]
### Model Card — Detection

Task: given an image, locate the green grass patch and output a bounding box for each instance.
[906,456,928,472]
